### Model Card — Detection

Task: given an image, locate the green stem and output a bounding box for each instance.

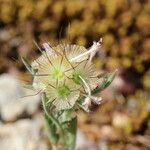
[42,94,66,147]
[42,94,78,150]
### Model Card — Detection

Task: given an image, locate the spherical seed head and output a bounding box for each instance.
[45,80,80,111]
[32,43,101,111]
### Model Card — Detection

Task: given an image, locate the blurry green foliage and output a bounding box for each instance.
[0,0,149,89]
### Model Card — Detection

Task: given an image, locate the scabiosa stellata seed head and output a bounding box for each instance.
[45,80,80,111]
[26,39,107,111]
[21,38,116,150]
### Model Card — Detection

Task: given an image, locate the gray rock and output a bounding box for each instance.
[0,74,40,121]
[0,118,49,150]
[76,129,97,150]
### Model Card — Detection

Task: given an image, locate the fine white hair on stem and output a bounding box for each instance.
[69,38,102,62]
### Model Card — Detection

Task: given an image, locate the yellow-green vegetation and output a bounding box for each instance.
[0,0,149,89]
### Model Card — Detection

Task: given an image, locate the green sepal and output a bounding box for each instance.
[22,84,34,90]
[21,56,37,75]
[92,70,117,94]
[58,109,73,123]
[44,113,59,144]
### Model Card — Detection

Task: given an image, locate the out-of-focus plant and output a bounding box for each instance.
[22,39,116,150]
[0,0,149,90]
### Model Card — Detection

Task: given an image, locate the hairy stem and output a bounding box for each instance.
[42,94,66,149]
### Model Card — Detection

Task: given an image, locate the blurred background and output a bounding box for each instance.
[0,0,150,150]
